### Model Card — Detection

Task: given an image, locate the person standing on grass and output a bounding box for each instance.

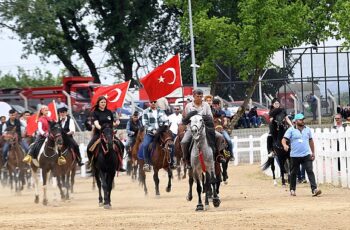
[281,113,322,197]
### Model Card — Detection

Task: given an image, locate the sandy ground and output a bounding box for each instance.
[1,164,350,230]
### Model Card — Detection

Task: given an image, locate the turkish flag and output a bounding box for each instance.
[140,54,182,101]
[48,101,58,122]
[91,81,131,110]
[26,113,38,136]
[26,100,57,136]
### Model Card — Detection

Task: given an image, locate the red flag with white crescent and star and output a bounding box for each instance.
[140,54,182,101]
[91,81,131,110]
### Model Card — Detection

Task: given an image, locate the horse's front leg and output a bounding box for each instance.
[99,171,109,207]
[94,170,103,206]
[166,168,172,193]
[42,170,48,205]
[153,169,160,196]
[270,158,277,186]
[32,167,40,203]
[210,171,221,208]
[195,176,204,211]
[56,176,65,200]
[186,168,193,201]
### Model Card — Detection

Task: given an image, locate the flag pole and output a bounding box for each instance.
[188,0,198,89]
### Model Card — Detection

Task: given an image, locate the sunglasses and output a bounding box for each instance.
[335,118,341,120]
[174,108,180,110]
[151,101,157,104]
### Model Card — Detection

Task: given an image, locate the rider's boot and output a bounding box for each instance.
[76,154,84,167]
[181,142,192,169]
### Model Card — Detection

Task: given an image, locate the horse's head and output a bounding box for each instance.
[190,114,205,141]
[101,124,114,150]
[155,126,174,153]
[274,112,286,130]
[4,128,17,146]
[49,121,63,150]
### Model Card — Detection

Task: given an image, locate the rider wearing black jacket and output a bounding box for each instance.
[267,98,293,157]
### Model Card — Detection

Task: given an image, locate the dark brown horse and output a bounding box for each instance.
[5,129,26,192]
[174,124,187,180]
[150,126,174,196]
[31,121,64,205]
[57,144,77,200]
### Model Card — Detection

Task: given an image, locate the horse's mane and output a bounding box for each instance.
[153,125,169,144]
[202,115,216,153]
[182,111,198,125]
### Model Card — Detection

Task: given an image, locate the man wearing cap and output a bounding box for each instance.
[58,107,84,166]
[281,113,322,197]
[212,98,234,160]
[125,111,143,153]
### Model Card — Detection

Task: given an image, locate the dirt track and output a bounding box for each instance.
[1,164,350,230]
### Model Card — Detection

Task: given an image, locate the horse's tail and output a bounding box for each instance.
[261,157,273,171]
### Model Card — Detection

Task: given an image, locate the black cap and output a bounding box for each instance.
[58,107,68,113]
[133,111,139,116]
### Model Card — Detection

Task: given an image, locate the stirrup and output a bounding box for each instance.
[267,152,275,158]
[23,155,32,164]
[58,156,67,165]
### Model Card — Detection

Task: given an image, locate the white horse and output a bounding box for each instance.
[189,114,220,211]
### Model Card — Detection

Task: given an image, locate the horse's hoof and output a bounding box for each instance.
[186,194,193,201]
[43,199,48,206]
[195,204,204,211]
[166,187,171,193]
[34,195,39,204]
[182,175,186,179]
[273,180,278,186]
[98,202,104,207]
[156,191,160,196]
[213,197,221,208]
[104,204,112,209]
[224,181,228,185]
[205,204,210,210]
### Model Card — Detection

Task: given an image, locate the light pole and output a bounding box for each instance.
[188,0,197,89]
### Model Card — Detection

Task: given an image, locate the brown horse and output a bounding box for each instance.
[131,128,147,194]
[5,129,26,192]
[31,121,64,205]
[57,145,77,200]
[150,126,174,196]
[174,124,187,180]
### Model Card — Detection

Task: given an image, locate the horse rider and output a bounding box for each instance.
[181,89,225,169]
[2,109,29,167]
[125,111,143,153]
[23,106,66,165]
[212,98,234,160]
[86,96,126,172]
[58,107,84,166]
[267,98,293,158]
[141,100,175,172]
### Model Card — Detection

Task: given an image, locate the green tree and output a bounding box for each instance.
[167,0,335,127]
[0,1,182,85]
[0,67,60,88]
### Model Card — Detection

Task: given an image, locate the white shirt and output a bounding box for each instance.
[168,113,183,135]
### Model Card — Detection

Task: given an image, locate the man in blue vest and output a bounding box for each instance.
[58,107,84,166]
[2,109,29,166]
[281,113,322,197]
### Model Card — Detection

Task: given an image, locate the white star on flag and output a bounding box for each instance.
[158,76,165,83]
